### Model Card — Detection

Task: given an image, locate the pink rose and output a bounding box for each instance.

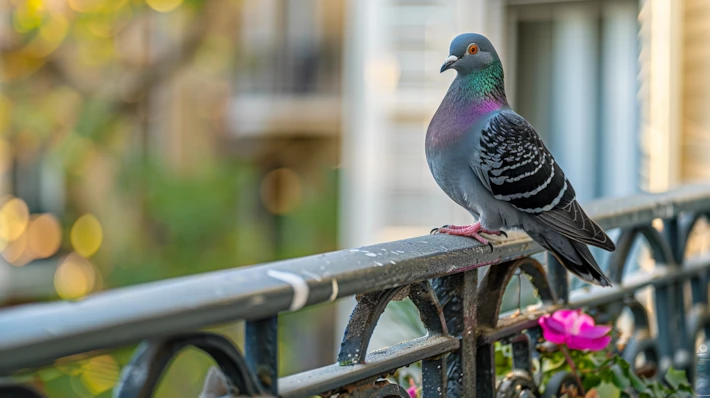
[407,377,418,398]
[538,309,611,351]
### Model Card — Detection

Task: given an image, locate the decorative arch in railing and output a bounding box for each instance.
[1,185,710,397]
[604,224,674,380]
[114,333,266,397]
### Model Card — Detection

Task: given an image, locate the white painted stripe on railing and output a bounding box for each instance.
[267,270,309,311]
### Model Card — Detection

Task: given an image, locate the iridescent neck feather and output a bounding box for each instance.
[427,61,508,147]
[450,60,508,114]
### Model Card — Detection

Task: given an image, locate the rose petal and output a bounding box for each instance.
[540,314,568,335]
[541,327,568,345]
[407,386,417,398]
[553,309,578,318]
[575,312,596,328]
[551,309,578,330]
[567,335,611,351]
[541,310,610,350]
[577,323,612,339]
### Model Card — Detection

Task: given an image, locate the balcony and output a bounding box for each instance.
[1,184,710,397]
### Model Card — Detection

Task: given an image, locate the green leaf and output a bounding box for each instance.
[583,373,602,391]
[650,382,670,397]
[665,367,689,390]
[543,355,567,373]
[589,352,612,367]
[576,356,598,372]
[629,371,646,392]
[615,356,631,372]
[594,381,621,398]
[599,365,615,383]
[494,341,513,379]
[611,364,630,390]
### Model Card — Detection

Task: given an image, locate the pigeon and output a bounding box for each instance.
[426,33,615,287]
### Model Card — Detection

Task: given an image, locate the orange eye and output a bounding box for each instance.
[468,43,479,55]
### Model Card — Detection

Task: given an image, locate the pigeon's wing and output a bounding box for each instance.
[472,112,615,252]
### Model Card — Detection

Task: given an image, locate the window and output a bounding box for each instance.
[507,0,640,200]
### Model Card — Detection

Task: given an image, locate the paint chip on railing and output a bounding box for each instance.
[266,270,309,311]
[250,295,265,305]
[329,279,339,302]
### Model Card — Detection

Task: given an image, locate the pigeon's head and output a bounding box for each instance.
[440,33,500,75]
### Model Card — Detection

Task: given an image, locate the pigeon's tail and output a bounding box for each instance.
[529,231,612,287]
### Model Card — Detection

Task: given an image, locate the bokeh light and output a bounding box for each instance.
[145,0,183,13]
[652,218,664,232]
[0,139,11,175]
[0,94,11,130]
[23,14,68,58]
[1,230,32,266]
[260,168,303,215]
[12,0,44,33]
[70,214,103,258]
[54,253,97,299]
[0,197,30,241]
[27,214,62,259]
[79,355,119,395]
[365,56,401,92]
[67,0,117,14]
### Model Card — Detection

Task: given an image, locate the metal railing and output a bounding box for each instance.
[3,184,710,397]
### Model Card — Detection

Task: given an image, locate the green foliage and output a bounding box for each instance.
[388,299,428,337]
[2,0,340,394]
[591,358,693,398]
[535,345,694,398]
[495,341,514,380]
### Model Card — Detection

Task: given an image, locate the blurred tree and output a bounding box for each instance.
[1,0,340,396]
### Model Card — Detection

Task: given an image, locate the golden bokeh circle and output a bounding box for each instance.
[259,168,302,215]
[54,253,97,299]
[27,213,62,259]
[70,214,103,258]
[0,197,30,241]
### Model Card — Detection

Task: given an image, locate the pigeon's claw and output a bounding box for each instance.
[433,223,509,250]
[434,222,500,250]
[430,225,451,235]
[480,229,507,238]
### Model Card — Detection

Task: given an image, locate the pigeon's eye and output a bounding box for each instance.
[467,43,479,55]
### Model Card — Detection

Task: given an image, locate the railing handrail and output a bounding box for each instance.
[1,183,710,376]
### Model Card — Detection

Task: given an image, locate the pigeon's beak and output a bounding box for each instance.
[440,55,458,73]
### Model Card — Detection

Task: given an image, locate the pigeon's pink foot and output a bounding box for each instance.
[430,222,507,250]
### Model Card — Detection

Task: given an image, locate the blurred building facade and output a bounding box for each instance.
[682,0,710,183]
